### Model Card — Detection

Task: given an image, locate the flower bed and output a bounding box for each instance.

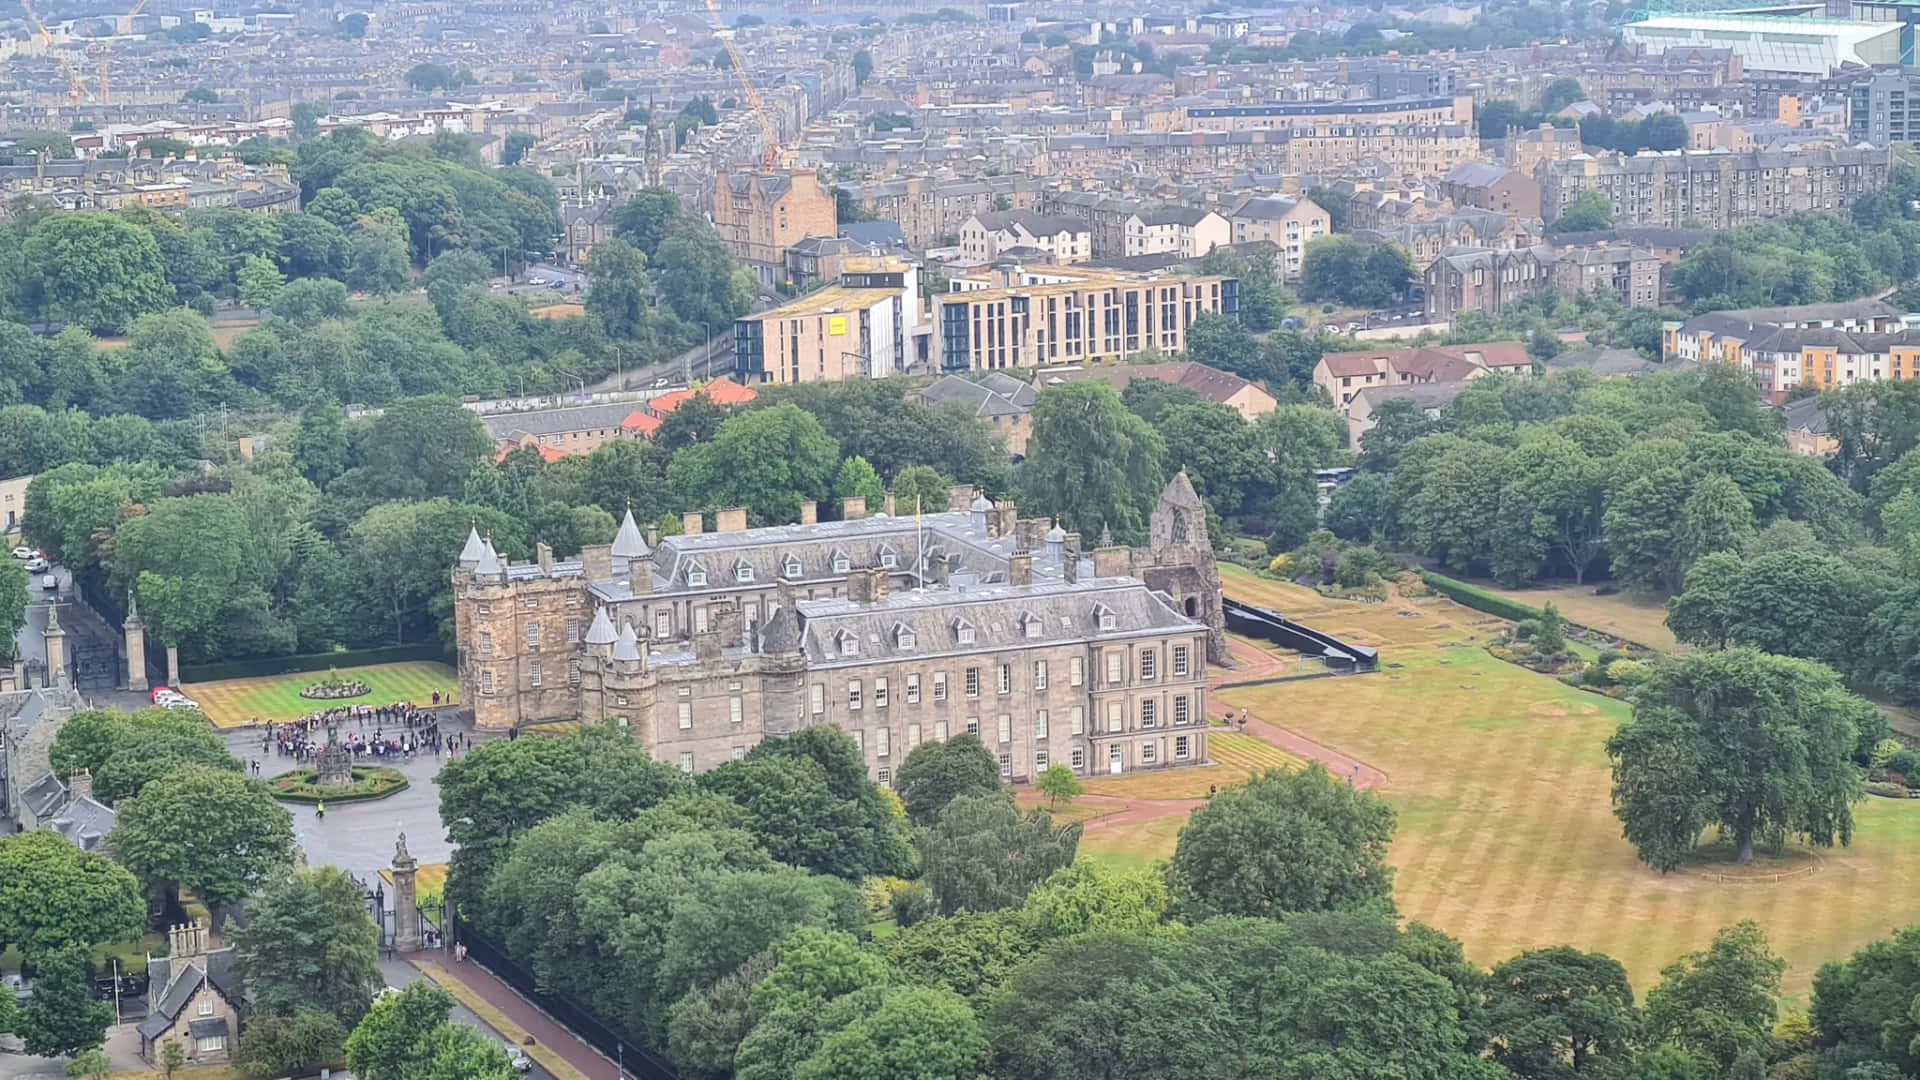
[268,765,408,803]
[301,679,370,700]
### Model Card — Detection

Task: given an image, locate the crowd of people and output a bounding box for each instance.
[262,701,471,762]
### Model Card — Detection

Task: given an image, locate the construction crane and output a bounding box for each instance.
[21,0,90,104]
[95,0,149,104]
[701,0,786,166]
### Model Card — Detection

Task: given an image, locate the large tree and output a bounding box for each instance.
[1607,649,1872,869]
[917,794,1081,915]
[21,212,171,332]
[985,931,1229,1080]
[793,985,987,1080]
[1480,946,1640,1079]
[14,942,113,1057]
[439,721,689,909]
[1015,381,1166,545]
[109,765,296,909]
[665,404,841,526]
[0,830,143,960]
[893,733,1002,826]
[1810,924,1920,1077]
[1166,764,1395,919]
[233,866,383,1028]
[1642,921,1784,1072]
[698,726,914,880]
[344,982,514,1080]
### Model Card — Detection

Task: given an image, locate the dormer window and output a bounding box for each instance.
[1093,604,1116,631]
[953,617,976,645]
[878,545,897,568]
[735,562,754,583]
[783,555,802,578]
[686,564,707,587]
[1021,612,1042,639]
[831,550,851,573]
[836,630,858,657]
[894,623,916,650]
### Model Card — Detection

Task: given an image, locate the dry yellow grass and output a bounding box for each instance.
[530,302,586,320]
[1207,568,1920,997]
[1462,580,1685,652]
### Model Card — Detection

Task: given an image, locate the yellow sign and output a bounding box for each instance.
[828,315,847,336]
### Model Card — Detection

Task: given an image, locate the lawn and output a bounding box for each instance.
[181,662,457,729]
[381,861,449,913]
[1462,579,1684,653]
[1080,731,1306,800]
[1212,635,1920,997]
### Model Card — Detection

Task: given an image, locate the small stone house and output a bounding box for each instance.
[137,922,239,1066]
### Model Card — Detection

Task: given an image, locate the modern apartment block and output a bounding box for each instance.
[931,266,1238,372]
[1537,147,1892,229]
[1849,69,1920,146]
[733,258,921,384]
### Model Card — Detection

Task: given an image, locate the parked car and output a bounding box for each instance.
[40,573,55,590]
[9,546,34,560]
[23,556,47,572]
[505,1047,533,1073]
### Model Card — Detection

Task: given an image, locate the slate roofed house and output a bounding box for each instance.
[916,372,1036,455]
[1440,160,1540,219]
[1038,361,1279,422]
[1344,381,1473,445]
[137,921,239,1066]
[960,210,1092,265]
[1545,347,1671,378]
[1784,396,1837,457]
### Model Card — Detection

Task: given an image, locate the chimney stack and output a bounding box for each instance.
[1008,552,1033,587]
[800,500,818,525]
[716,507,748,533]
[581,543,613,582]
[842,496,867,520]
[948,484,974,512]
[67,770,92,802]
[536,541,553,575]
[870,566,890,604]
[681,511,704,536]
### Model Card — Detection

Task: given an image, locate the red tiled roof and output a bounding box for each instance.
[622,411,662,436]
[650,376,759,415]
[496,439,566,463]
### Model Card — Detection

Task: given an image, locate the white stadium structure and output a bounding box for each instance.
[1622,13,1903,75]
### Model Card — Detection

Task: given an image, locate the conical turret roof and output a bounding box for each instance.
[611,619,642,662]
[611,508,649,559]
[584,605,617,645]
[459,525,486,563]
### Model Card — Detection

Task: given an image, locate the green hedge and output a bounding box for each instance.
[267,766,410,804]
[1418,571,1546,624]
[180,645,452,683]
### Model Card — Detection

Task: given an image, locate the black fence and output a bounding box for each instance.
[75,575,167,688]
[456,925,677,1080]
[1224,596,1379,673]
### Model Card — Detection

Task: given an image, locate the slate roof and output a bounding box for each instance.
[1443,161,1513,188]
[1353,381,1474,413]
[974,209,1087,237]
[481,401,644,440]
[48,795,116,851]
[138,950,236,1042]
[1783,396,1831,435]
[1546,347,1667,376]
[795,576,1201,669]
[918,373,1035,419]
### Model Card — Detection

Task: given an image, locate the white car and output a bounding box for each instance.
[9,546,32,560]
[505,1047,532,1073]
[23,557,48,573]
[40,574,55,590]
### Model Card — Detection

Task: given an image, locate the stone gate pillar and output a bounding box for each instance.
[391,832,421,954]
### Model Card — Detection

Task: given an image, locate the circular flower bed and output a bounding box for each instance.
[269,765,408,803]
[301,679,371,700]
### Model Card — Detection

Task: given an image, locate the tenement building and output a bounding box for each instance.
[451,476,1228,783]
[1537,146,1892,229]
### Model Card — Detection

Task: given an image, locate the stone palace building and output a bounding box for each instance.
[451,476,1227,783]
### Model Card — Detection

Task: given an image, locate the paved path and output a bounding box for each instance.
[411,950,615,1080]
